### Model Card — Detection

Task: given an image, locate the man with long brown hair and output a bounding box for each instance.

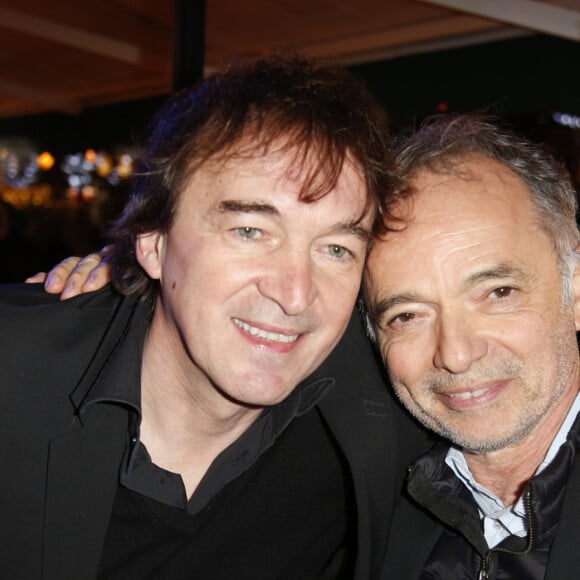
[1,55,425,579]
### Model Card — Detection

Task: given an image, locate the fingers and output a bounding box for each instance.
[25,272,48,283]
[41,253,109,300]
[60,253,111,300]
[39,256,81,295]
[70,258,111,298]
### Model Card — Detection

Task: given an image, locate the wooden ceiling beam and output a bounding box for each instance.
[304,14,510,63]
[0,6,141,65]
[419,0,580,42]
[0,77,80,114]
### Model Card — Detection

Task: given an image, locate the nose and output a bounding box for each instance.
[257,249,318,315]
[432,311,487,373]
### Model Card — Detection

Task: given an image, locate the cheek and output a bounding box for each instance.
[320,271,363,314]
[163,244,234,292]
[493,311,558,358]
[383,341,419,385]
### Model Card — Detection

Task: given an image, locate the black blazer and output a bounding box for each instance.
[0,284,426,580]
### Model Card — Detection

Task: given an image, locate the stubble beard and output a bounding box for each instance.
[391,310,579,455]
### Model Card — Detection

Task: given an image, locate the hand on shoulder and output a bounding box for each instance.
[25,248,112,300]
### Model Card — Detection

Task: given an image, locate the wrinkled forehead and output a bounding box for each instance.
[392,156,536,222]
[365,158,550,289]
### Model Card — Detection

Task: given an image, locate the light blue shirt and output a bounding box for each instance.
[445,392,580,548]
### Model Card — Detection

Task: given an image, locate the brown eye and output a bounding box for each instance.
[490,286,514,299]
[390,312,415,325]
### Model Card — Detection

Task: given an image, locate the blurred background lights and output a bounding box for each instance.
[96,152,113,177]
[0,140,136,213]
[553,112,580,129]
[84,149,97,164]
[81,185,96,201]
[37,151,55,171]
[117,153,133,178]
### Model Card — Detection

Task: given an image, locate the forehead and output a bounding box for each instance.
[408,156,535,225]
[390,155,540,242]
[367,156,555,289]
[173,146,372,232]
[184,145,369,208]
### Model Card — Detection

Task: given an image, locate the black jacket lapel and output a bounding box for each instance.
[42,404,128,580]
[319,384,397,580]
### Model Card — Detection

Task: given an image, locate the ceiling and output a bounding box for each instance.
[0,0,577,119]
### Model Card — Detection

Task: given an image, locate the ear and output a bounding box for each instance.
[572,249,580,331]
[136,231,164,280]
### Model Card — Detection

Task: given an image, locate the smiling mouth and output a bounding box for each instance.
[447,386,492,400]
[232,318,300,344]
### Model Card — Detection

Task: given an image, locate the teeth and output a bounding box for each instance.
[233,318,299,344]
[448,387,489,400]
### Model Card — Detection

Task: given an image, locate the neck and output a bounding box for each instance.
[465,385,579,506]
[138,307,263,498]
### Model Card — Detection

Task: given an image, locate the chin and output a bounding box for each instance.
[224,384,293,409]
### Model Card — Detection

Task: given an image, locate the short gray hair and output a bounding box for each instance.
[393,114,580,303]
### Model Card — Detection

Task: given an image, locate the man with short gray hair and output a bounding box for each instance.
[365,115,580,579]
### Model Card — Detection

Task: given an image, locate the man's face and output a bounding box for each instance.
[138,148,372,410]
[366,155,580,453]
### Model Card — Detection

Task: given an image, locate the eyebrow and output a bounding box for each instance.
[463,264,528,287]
[218,200,279,215]
[370,263,530,322]
[369,293,425,322]
[218,199,371,243]
[332,222,372,243]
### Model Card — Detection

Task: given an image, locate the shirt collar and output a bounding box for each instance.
[538,390,580,470]
[79,296,149,418]
[445,391,580,547]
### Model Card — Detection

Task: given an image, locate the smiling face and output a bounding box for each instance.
[366,155,580,454]
[137,146,372,412]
